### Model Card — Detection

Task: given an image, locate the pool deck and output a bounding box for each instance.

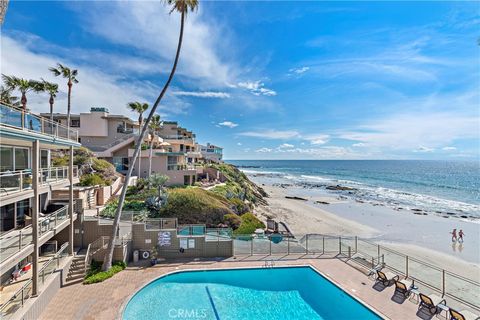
[40,256,427,320]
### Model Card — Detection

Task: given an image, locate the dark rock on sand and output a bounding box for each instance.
[285,196,308,201]
[315,201,330,205]
[326,185,357,191]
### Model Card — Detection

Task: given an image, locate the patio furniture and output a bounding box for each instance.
[449,308,480,320]
[376,270,399,286]
[418,293,446,315]
[394,278,414,297]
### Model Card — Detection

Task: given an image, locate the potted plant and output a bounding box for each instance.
[150,246,158,266]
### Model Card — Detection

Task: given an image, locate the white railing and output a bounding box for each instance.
[0,166,78,195]
[0,242,69,319]
[0,102,79,142]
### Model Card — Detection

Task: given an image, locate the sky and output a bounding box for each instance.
[1,1,479,160]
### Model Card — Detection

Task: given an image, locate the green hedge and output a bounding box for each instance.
[233,212,265,235]
[84,261,126,284]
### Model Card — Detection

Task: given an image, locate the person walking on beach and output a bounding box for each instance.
[458,229,465,243]
[450,228,457,242]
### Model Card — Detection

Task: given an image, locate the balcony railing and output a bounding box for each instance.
[0,242,70,319]
[0,204,72,264]
[0,166,78,195]
[0,103,79,143]
[167,164,195,171]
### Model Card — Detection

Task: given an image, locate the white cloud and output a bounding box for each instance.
[415,146,435,153]
[255,147,272,153]
[237,80,276,96]
[352,143,366,147]
[442,146,457,151]
[279,143,294,149]
[0,34,186,116]
[237,142,242,146]
[218,121,238,128]
[289,66,310,75]
[303,134,330,145]
[239,130,299,139]
[78,1,234,87]
[173,91,230,99]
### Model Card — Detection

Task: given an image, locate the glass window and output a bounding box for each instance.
[15,148,29,171]
[0,203,15,232]
[16,199,30,228]
[41,150,50,168]
[71,119,80,127]
[0,146,13,171]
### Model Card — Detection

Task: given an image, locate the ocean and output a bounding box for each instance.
[227,160,480,218]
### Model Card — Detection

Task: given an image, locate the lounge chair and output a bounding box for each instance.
[394,278,414,297]
[449,308,480,320]
[376,270,399,286]
[418,293,446,314]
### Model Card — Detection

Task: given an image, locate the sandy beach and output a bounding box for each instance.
[251,174,480,281]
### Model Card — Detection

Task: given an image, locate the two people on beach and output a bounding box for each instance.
[450,228,465,243]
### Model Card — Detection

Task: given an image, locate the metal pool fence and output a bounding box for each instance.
[232,233,480,311]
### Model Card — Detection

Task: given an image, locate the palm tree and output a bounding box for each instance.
[102,0,198,271]
[148,173,169,201]
[127,101,149,177]
[148,114,162,176]
[0,85,21,107]
[34,79,59,125]
[2,75,40,127]
[49,63,78,136]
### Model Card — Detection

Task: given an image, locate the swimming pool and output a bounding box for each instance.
[122,266,382,320]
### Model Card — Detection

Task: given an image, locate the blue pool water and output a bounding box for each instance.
[123,266,381,320]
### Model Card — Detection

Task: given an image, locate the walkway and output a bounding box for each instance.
[39,257,422,320]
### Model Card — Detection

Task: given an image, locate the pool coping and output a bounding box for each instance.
[118,263,388,320]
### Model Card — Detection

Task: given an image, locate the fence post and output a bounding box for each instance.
[355,236,358,253]
[377,244,380,262]
[348,246,351,258]
[322,236,325,254]
[382,254,385,265]
[339,236,341,254]
[269,236,272,256]
[442,270,445,296]
[406,256,409,278]
[250,236,253,256]
[19,230,22,249]
[305,234,309,254]
[19,172,23,192]
[287,236,290,255]
[21,287,24,306]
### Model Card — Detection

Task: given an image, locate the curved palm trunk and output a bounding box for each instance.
[21,92,27,128]
[102,10,185,271]
[137,117,143,178]
[148,132,154,176]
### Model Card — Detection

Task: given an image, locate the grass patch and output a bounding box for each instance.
[83,260,126,285]
[233,212,265,235]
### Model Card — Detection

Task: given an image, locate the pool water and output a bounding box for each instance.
[123,266,381,320]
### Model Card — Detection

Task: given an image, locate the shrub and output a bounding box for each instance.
[234,212,265,235]
[83,261,126,284]
[229,198,250,215]
[79,173,107,186]
[158,188,234,225]
[100,199,147,217]
[223,213,242,229]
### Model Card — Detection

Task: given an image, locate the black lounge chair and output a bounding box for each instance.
[376,270,399,286]
[449,308,480,320]
[418,293,446,314]
[394,278,414,297]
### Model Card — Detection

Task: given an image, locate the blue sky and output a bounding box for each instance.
[2,1,479,160]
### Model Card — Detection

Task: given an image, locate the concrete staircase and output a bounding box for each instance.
[65,253,86,285]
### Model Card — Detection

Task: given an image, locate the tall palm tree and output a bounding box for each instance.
[148,114,162,176]
[127,101,149,177]
[34,79,59,125]
[2,75,39,127]
[0,85,21,107]
[102,0,199,271]
[49,63,78,135]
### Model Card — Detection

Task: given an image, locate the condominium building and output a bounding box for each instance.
[0,102,81,317]
[45,108,199,186]
[196,143,223,163]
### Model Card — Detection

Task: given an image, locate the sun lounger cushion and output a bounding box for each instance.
[427,294,445,306]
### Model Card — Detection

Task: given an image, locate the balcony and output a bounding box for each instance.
[167,163,195,171]
[0,103,79,143]
[0,204,74,267]
[0,166,79,196]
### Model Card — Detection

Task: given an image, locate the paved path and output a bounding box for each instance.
[39,257,424,320]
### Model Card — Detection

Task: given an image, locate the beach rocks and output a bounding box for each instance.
[315,201,330,205]
[285,196,308,201]
[326,185,357,191]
